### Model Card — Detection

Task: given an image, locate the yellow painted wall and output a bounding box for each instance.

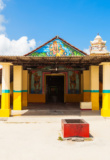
[83,70,90,102]
[22,92,28,106]
[28,94,45,103]
[0,70,96,104]
[28,93,82,103]
[22,70,28,90]
[65,94,83,102]
[83,70,90,91]
[0,84,85,104]
[83,92,91,102]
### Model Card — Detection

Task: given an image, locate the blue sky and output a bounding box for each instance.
[0,0,110,55]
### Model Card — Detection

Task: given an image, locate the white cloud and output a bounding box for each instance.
[83,48,90,55]
[0,0,5,11]
[0,34,36,56]
[0,0,37,69]
[0,1,36,56]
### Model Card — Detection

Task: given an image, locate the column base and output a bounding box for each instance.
[0,109,11,117]
[101,108,110,117]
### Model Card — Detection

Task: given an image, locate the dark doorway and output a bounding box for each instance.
[46,76,64,103]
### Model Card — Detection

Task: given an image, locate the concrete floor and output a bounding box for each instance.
[25,102,81,110]
[12,102,101,116]
[0,105,110,160]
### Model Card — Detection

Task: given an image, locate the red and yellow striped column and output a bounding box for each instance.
[13,65,22,110]
[0,63,12,117]
[22,70,28,107]
[101,62,110,117]
[83,70,90,102]
[89,66,99,110]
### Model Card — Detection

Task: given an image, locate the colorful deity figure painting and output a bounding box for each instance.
[68,71,80,94]
[49,40,66,56]
[31,71,42,94]
[30,39,84,57]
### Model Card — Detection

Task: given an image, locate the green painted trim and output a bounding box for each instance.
[13,90,28,93]
[13,90,22,93]
[90,90,99,93]
[2,90,10,93]
[103,90,110,93]
[22,90,28,92]
[83,90,90,92]
[83,90,99,93]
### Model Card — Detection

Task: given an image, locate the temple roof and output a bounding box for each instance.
[25,36,87,57]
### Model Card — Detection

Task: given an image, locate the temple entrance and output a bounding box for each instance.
[46,75,64,103]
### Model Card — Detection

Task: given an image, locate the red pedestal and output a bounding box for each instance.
[61,119,89,138]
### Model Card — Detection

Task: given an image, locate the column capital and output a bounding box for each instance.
[90,65,99,66]
[99,62,110,66]
[0,62,13,66]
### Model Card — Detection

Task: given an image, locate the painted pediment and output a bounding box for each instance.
[25,36,87,57]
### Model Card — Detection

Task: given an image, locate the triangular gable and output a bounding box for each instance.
[25,36,87,57]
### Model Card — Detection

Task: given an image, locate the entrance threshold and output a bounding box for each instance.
[25,102,80,110]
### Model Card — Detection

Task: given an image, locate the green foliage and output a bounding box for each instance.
[73,51,83,56]
[58,136,63,141]
[30,52,47,57]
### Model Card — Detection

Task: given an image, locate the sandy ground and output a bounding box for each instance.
[0,111,110,160]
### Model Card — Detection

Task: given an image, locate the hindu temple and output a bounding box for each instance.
[0,34,110,117]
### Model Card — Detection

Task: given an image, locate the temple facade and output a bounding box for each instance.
[0,34,110,117]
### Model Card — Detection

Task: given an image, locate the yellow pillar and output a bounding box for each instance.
[101,63,110,117]
[13,65,22,110]
[22,70,28,107]
[83,70,90,102]
[89,66,99,110]
[0,63,12,117]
